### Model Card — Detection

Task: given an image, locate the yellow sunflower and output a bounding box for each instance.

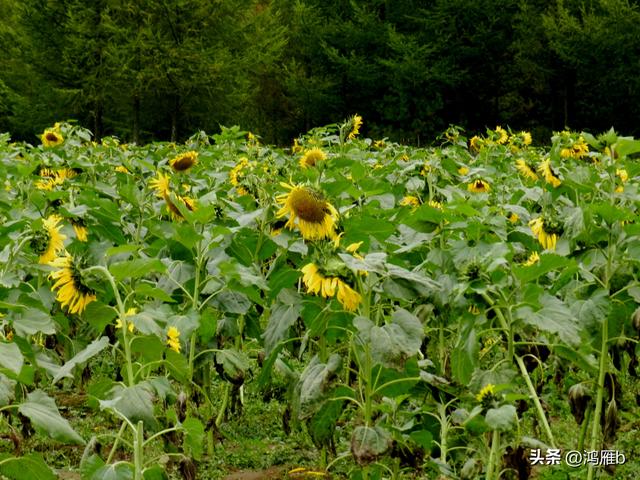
[400,195,420,207]
[515,159,538,181]
[165,195,196,222]
[348,114,363,140]
[476,383,496,402]
[495,126,509,145]
[468,179,490,193]
[276,183,338,240]
[167,326,181,353]
[538,159,561,187]
[150,172,170,198]
[115,308,136,333]
[115,165,130,174]
[71,219,88,242]
[169,151,198,172]
[31,215,66,264]
[299,148,327,169]
[469,136,483,152]
[458,166,469,175]
[49,253,96,314]
[41,129,64,147]
[529,217,559,251]
[508,212,519,224]
[523,251,540,266]
[300,263,361,312]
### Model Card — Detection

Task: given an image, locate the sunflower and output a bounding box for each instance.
[169,151,198,172]
[400,195,420,207]
[538,159,561,187]
[41,129,64,147]
[115,165,130,174]
[30,215,66,264]
[49,253,96,314]
[469,136,483,152]
[276,183,338,240]
[529,217,559,251]
[348,114,363,140]
[616,169,628,183]
[523,251,540,266]
[292,138,303,154]
[167,326,181,353]
[476,383,496,403]
[495,126,509,145]
[468,179,490,193]
[560,137,589,159]
[165,194,196,222]
[508,212,519,224]
[522,132,532,146]
[515,159,538,181]
[300,148,327,169]
[150,172,170,198]
[300,263,361,311]
[71,218,88,242]
[115,308,136,333]
[35,168,77,190]
[428,200,443,210]
[458,166,469,175]
[229,157,255,196]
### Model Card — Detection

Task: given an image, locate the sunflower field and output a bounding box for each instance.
[0,118,639,480]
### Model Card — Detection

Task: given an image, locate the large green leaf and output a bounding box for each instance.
[0,373,15,407]
[350,426,392,466]
[89,462,134,480]
[214,349,250,385]
[262,290,302,355]
[355,308,424,370]
[18,390,85,444]
[0,341,23,376]
[11,308,55,336]
[295,354,342,420]
[100,383,157,430]
[52,336,109,384]
[485,405,517,431]
[182,417,205,461]
[109,258,166,281]
[0,453,56,480]
[516,294,581,346]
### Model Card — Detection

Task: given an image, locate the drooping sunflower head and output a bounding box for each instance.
[49,253,96,314]
[400,195,420,207]
[150,172,170,198]
[495,126,509,145]
[469,135,483,152]
[522,251,540,266]
[476,383,497,409]
[299,148,327,169]
[348,114,363,140]
[165,194,197,222]
[166,326,181,353]
[529,216,562,251]
[169,151,198,172]
[30,215,67,264]
[300,263,361,311]
[515,159,539,181]
[41,129,64,147]
[276,183,338,240]
[538,159,561,187]
[468,179,490,193]
[71,218,88,242]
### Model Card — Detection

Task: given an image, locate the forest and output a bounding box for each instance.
[2,0,640,144]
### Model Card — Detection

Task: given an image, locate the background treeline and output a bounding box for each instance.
[1,0,640,145]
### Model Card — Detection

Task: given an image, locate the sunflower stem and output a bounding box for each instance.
[587,313,608,480]
[485,429,500,480]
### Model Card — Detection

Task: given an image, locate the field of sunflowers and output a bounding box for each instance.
[0,117,639,480]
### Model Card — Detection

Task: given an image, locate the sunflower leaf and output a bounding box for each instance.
[18,390,85,444]
[52,336,110,384]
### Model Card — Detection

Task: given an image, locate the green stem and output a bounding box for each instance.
[215,383,230,428]
[578,404,592,452]
[439,403,448,465]
[133,421,144,480]
[587,319,608,480]
[106,421,128,464]
[515,355,555,448]
[485,429,500,480]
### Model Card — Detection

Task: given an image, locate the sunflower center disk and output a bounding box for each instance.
[289,189,328,223]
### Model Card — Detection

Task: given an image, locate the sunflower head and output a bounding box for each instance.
[150,172,170,198]
[468,179,490,193]
[347,114,363,140]
[167,326,181,353]
[71,218,88,242]
[538,159,561,187]
[299,148,327,169]
[41,129,64,147]
[169,151,198,172]
[515,159,539,181]
[49,253,96,314]
[276,183,338,240]
[476,383,497,409]
[30,215,66,264]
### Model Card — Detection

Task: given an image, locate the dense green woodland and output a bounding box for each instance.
[1,0,640,144]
